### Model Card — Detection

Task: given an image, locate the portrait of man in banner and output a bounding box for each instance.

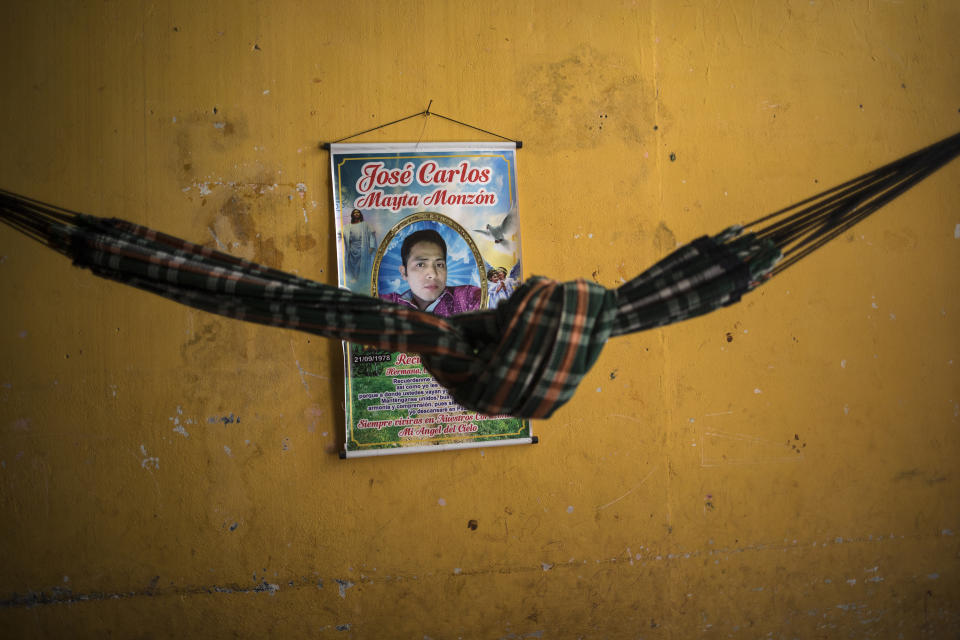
[373,213,485,318]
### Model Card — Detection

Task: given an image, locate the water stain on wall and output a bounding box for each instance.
[293,233,317,252]
[522,45,653,151]
[178,317,256,368]
[881,227,919,252]
[180,320,222,359]
[653,221,677,254]
[175,109,250,180]
[173,109,308,270]
[219,194,255,242]
[206,189,285,268]
[893,468,948,485]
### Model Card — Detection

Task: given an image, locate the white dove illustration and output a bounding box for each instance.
[474,212,517,248]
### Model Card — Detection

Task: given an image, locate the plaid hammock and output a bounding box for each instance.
[2,132,958,418]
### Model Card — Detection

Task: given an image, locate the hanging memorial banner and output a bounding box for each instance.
[330,142,532,457]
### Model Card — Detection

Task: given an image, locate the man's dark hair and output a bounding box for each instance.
[400,229,447,267]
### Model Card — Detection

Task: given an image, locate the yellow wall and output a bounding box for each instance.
[1,1,958,637]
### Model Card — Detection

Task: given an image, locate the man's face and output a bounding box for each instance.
[400,241,447,309]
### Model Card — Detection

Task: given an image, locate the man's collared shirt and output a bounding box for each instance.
[381,285,481,317]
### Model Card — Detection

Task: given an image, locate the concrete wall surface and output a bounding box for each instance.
[1,1,958,637]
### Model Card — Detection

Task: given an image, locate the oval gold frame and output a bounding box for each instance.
[371,212,488,311]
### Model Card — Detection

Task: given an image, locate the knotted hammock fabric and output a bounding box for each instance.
[1,131,958,418]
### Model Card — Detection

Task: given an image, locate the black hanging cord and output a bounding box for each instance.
[321,101,522,149]
[742,131,960,277]
[321,110,427,148]
[0,188,80,254]
[426,111,520,145]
